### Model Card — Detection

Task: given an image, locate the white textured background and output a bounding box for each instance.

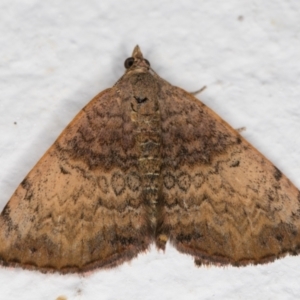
[1,1,300,299]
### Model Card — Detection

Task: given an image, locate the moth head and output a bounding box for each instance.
[124,45,150,73]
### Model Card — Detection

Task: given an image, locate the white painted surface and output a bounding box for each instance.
[0,1,300,299]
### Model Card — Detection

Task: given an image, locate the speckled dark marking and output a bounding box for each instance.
[60,166,70,175]
[126,173,141,192]
[163,173,175,190]
[274,167,282,181]
[111,172,126,196]
[193,173,204,188]
[177,172,191,191]
[230,160,240,168]
[97,176,109,194]
[21,178,30,189]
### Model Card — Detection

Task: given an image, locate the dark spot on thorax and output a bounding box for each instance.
[134,96,148,104]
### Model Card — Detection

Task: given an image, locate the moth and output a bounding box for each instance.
[0,46,299,273]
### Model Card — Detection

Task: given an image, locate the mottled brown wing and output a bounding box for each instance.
[0,88,151,273]
[157,85,300,266]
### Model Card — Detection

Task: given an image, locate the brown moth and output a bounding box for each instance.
[1,46,300,274]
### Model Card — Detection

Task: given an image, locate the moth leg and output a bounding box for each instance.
[236,126,246,133]
[190,86,207,96]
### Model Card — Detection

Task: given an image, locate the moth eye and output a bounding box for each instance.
[124,57,135,69]
[144,59,150,67]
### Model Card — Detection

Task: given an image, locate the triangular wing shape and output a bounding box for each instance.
[156,86,300,266]
[0,85,152,273]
